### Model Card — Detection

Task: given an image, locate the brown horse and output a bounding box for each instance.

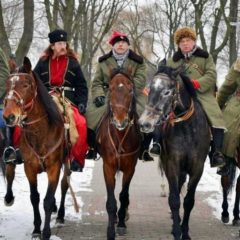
[96,69,141,240]
[3,57,71,240]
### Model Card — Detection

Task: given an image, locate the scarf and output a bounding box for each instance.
[112,49,129,67]
[182,45,198,60]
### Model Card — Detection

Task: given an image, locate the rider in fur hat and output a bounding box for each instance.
[151,27,227,174]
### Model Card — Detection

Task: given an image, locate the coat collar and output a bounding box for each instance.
[172,47,209,62]
[99,49,143,64]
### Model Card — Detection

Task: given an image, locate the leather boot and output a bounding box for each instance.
[86,128,97,160]
[209,128,225,168]
[149,128,161,156]
[3,127,23,165]
[139,133,154,161]
[217,156,234,176]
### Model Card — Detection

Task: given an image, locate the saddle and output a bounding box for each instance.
[50,91,79,145]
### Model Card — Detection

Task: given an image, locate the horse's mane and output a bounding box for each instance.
[32,71,63,125]
[156,65,197,99]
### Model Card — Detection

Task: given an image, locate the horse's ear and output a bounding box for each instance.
[23,57,32,73]
[158,58,166,68]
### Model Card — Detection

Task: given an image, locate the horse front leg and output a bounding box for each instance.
[4,163,16,206]
[42,167,61,240]
[233,175,240,225]
[181,175,201,240]
[104,164,117,240]
[221,175,230,223]
[168,181,181,240]
[117,169,135,236]
[56,165,70,223]
[27,175,42,238]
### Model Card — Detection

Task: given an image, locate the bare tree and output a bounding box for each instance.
[42,0,130,85]
[0,0,34,64]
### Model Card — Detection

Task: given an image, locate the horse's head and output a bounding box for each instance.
[139,66,180,133]
[108,69,134,131]
[3,57,37,127]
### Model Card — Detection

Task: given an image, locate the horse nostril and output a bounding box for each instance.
[5,114,16,125]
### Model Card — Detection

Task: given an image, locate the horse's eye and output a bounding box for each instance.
[163,90,171,96]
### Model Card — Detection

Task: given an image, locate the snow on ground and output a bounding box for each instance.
[0,158,237,239]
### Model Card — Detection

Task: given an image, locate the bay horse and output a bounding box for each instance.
[96,68,141,240]
[3,57,71,240]
[139,65,211,240]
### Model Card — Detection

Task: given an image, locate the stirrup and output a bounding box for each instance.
[139,150,154,162]
[86,148,97,160]
[150,143,161,156]
[210,151,226,168]
[3,146,17,164]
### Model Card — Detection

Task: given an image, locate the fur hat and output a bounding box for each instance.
[109,31,130,46]
[174,27,197,45]
[48,29,67,43]
[233,58,240,72]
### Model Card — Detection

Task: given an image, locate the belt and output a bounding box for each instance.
[49,86,75,92]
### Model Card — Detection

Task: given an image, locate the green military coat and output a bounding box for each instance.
[167,47,225,129]
[0,48,9,108]
[86,49,147,131]
[217,59,240,157]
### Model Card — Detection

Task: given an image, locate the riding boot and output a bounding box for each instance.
[149,127,161,156]
[86,128,97,160]
[139,133,154,161]
[209,128,225,168]
[3,127,23,165]
[217,156,234,176]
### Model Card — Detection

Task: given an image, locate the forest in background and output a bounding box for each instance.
[0,0,239,85]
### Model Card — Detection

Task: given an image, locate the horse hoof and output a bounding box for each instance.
[160,192,167,197]
[117,227,127,236]
[4,196,15,206]
[56,218,65,224]
[232,219,240,226]
[221,216,229,224]
[32,233,42,240]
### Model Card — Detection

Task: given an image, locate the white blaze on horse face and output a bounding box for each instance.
[153,76,164,89]
[6,75,20,99]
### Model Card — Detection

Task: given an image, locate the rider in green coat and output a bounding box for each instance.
[217,59,240,173]
[151,27,226,171]
[85,31,153,161]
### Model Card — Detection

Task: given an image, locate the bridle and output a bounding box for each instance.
[4,73,46,127]
[146,73,195,126]
[109,77,134,130]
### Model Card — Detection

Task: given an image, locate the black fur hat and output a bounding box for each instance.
[48,29,67,43]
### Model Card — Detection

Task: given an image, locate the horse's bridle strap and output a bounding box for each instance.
[170,99,195,125]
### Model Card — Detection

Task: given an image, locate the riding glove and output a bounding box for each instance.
[78,103,86,114]
[94,96,105,107]
[191,79,200,90]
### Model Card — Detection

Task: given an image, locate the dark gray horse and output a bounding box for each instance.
[139,65,211,240]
